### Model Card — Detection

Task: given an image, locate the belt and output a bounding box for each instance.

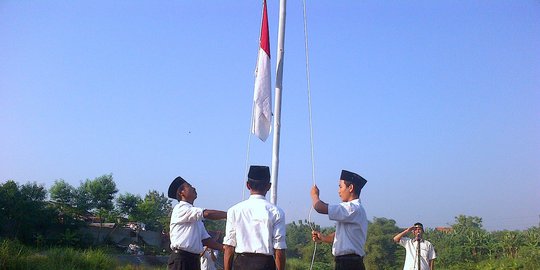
[236,252,273,258]
[172,249,198,257]
[336,254,363,259]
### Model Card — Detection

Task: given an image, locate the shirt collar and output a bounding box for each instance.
[178,200,193,206]
[249,194,266,200]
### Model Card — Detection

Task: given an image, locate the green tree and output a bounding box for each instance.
[82,174,118,217]
[133,190,172,231]
[452,215,483,233]
[73,184,92,216]
[116,192,142,221]
[49,179,78,218]
[500,230,523,259]
[285,220,315,259]
[50,179,76,205]
[0,180,20,237]
[364,217,402,270]
[303,222,334,270]
[0,181,58,244]
[519,227,540,267]
[78,174,118,243]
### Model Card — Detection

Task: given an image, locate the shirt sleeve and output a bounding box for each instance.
[171,203,204,224]
[399,237,410,247]
[328,202,357,223]
[428,242,437,260]
[223,207,237,247]
[272,207,287,250]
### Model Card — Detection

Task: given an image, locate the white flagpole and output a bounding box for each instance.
[270,0,286,205]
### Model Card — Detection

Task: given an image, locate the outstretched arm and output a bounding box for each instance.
[203,209,227,220]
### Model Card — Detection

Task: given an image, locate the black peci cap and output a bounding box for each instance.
[248,165,271,182]
[340,170,367,190]
[168,176,187,199]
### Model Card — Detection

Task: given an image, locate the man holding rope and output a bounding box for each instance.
[311,170,368,270]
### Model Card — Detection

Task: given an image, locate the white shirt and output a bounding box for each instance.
[169,201,210,254]
[200,248,218,270]
[399,237,437,270]
[223,195,287,255]
[328,199,368,256]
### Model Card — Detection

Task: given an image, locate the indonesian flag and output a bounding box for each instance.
[252,0,272,142]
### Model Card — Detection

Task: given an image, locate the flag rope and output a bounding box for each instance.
[301,0,319,269]
[243,100,256,201]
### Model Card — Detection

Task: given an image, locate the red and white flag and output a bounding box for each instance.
[252,0,272,142]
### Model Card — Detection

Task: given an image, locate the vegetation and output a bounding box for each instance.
[0,239,164,270]
[282,216,540,270]
[1,178,539,269]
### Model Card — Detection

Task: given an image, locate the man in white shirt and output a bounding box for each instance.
[223,165,287,270]
[393,222,437,270]
[167,176,227,270]
[311,170,368,270]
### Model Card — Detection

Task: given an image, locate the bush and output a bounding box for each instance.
[0,239,120,270]
[286,258,332,270]
[0,239,36,269]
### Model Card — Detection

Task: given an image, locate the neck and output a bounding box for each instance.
[181,198,194,205]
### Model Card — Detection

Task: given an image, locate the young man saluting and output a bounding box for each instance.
[311,170,368,270]
[393,222,436,270]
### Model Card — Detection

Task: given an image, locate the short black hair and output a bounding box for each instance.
[343,180,361,196]
[247,179,269,192]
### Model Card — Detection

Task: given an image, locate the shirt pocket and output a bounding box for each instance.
[420,246,430,258]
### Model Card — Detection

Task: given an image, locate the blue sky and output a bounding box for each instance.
[1,1,539,231]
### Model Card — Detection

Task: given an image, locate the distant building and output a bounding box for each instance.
[435,226,453,233]
[82,222,164,250]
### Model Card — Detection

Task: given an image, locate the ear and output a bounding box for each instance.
[246,181,251,190]
[265,182,272,191]
[348,183,355,193]
[177,185,186,199]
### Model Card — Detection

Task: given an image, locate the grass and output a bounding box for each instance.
[0,239,165,270]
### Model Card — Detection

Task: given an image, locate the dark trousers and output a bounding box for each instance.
[233,253,275,270]
[168,249,201,270]
[335,254,365,270]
